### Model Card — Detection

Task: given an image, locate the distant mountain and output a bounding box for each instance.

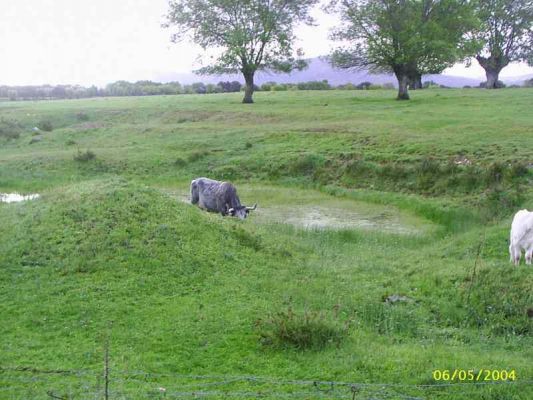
[502,74,533,86]
[154,57,530,88]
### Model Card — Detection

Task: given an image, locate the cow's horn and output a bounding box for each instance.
[246,203,257,211]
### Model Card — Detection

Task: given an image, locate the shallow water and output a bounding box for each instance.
[263,205,419,234]
[167,185,434,235]
[0,193,40,203]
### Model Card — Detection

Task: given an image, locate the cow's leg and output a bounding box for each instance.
[511,246,521,266]
[215,198,227,216]
[526,248,532,265]
[191,180,199,204]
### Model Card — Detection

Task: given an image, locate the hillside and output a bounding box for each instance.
[155,57,530,87]
[1,89,532,399]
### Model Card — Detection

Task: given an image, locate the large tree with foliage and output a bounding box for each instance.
[474,0,533,89]
[328,0,478,99]
[164,0,318,103]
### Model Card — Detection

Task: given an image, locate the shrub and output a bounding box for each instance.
[486,161,506,184]
[462,267,533,335]
[255,306,350,350]
[417,157,440,175]
[272,84,288,91]
[415,158,441,191]
[240,84,261,92]
[344,158,377,178]
[457,166,484,192]
[74,149,96,162]
[38,120,54,132]
[336,83,357,90]
[191,82,207,94]
[0,118,23,139]
[182,85,194,94]
[217,81,241,93]
[173,157,187,167]
[356,81,372,90]
[76,112,89,121]
[66,139,77,146]
[187,149,210,162]
[508,162,529,179]
[423,80,440,89]
[379,162,408,180]
[206,84,221,94]
[260,82,273,91]
[356,302,420,337]
[480,186,524,218]
[289,154,325,176]
[296,80,331,90]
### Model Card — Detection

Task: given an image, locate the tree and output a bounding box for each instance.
[328,0,479,100]
[192,82,207,94]
[164,0,318,103]
[474,0,533,89]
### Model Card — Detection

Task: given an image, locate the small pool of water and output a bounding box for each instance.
[262,205,419,234]
[0,193,40,203]
[164,184,435,235]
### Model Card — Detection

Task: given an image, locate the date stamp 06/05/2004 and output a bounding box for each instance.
[432,369,517,382]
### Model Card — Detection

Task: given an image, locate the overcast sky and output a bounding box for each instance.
[1,0,531,87]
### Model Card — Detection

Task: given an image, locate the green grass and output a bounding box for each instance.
[0,89,532,399]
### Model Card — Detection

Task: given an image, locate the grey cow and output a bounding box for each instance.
[190,177,257,219]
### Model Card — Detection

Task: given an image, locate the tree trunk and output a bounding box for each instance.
[242,72,255,104]
[484,68,501,89]
[396,73,410,100]
[476,55,506,89]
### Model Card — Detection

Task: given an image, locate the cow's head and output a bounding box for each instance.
[228,204,257,219]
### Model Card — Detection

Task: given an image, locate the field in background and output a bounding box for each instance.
[1,89,532,399]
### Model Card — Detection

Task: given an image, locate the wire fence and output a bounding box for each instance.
[1,364,532,400]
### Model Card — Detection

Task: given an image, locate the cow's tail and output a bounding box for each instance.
[190,179,199,204]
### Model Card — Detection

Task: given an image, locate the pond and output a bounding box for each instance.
[165,184,434,235]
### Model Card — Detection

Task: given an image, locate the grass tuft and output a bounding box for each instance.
[73,149,96,162]
[76,112,90,121]
[38,119,54,132]
[255,306,350,350]
[187,149,210,162]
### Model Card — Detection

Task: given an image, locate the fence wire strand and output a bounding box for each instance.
[1,364,531,399]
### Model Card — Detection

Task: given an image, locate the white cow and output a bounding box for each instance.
[509,209,533,266]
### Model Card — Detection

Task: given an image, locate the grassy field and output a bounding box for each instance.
[1,89,532,399]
